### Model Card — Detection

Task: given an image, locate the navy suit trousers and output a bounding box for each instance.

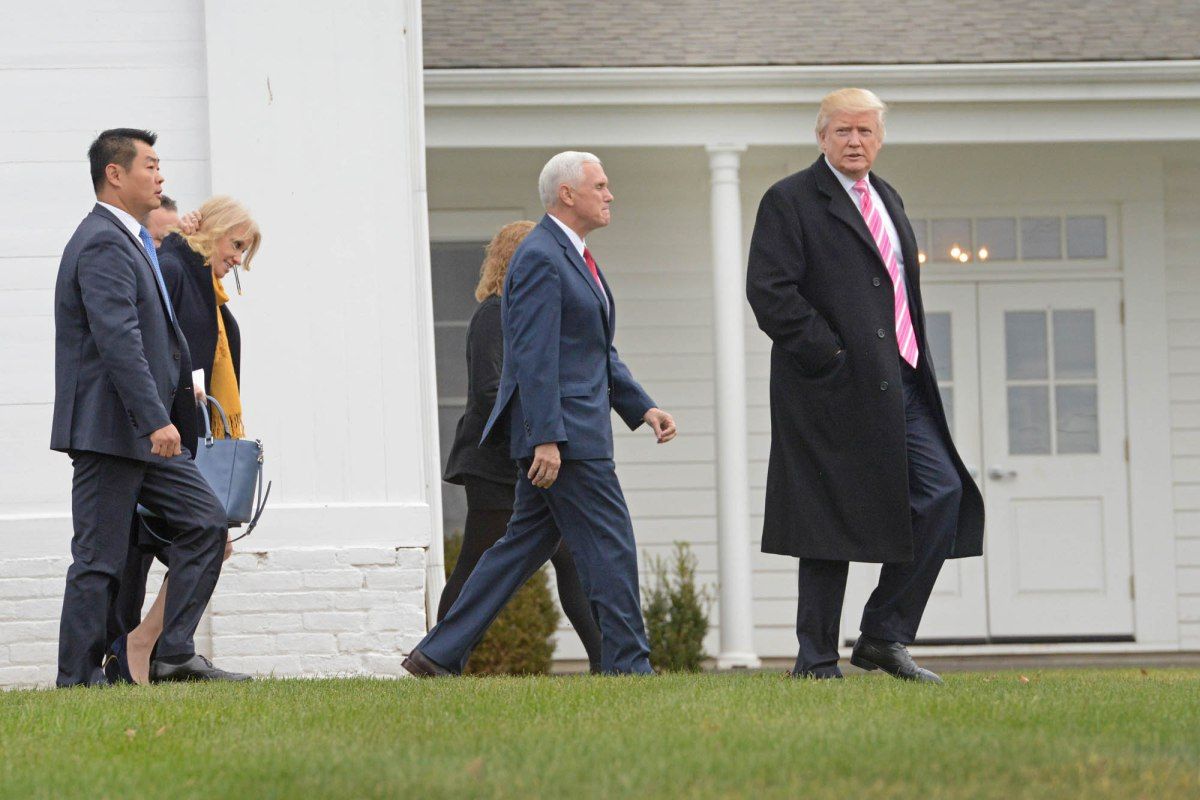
[420,458,652,675]
[57,450,227,687]
[794,360,962,675]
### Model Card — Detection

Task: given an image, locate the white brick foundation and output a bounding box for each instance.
[0,546,428,688]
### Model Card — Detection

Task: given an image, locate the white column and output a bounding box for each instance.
[706,145,761,669]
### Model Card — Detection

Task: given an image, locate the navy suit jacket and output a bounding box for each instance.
[51,204,197,462]
[480,214,655,461]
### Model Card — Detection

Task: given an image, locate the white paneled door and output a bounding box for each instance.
[841,280,1133,643]
[979,281,1133,637]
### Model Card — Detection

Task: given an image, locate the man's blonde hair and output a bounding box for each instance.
[180,195,262,270]
[815,88,888,139]
[475,220,536,301]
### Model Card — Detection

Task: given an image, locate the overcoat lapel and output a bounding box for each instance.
[872,179,920,288]
[812,158,887,272]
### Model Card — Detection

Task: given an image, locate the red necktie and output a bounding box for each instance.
[582,247,603,289]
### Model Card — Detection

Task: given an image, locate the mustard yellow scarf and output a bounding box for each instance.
[210,274,243,439]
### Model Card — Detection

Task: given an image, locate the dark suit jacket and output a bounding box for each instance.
[51,204,197,461]
[746,157,983,562]
[157,233,241,390]
[443,295,517,485]
[480,214,655,461]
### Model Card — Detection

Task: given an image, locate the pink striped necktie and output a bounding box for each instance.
[853,178,919,368]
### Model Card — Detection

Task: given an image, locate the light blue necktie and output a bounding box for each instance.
[137,226,176,322]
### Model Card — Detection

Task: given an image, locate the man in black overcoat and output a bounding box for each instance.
[746,89,985,682]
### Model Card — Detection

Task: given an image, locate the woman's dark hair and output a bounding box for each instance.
[87,128,157,192]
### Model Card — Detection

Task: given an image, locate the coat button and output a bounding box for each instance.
[880,381,889,391]
[876,328,886,339]
[172,351,180,361]
[872,277,882,287]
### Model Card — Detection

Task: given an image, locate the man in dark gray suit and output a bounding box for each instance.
[52,128,245,686]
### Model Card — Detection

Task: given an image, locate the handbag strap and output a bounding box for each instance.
[201,395,233,446]
[228,473,271,544]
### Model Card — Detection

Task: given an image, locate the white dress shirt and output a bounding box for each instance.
[97,201,142,240]
[825,157,906,271]
[548,213,586,257]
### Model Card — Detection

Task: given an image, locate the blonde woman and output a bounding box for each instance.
[106,196,260,684]
[440,221,603,672]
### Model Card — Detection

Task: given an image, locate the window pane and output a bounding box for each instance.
[931,219,972,263]
[438,405,468,536]
[939,385,954,431]
[1021,217,1062,259]
[1009,386,1052,455]
[1053,310,1097,379]
[1005,311,1048,380]
[910,218,928,257]
[1066,216,1107,259]
[434,323,468,399]
[1056,385,1099,454]
[925,312,953,380]
[430,241,488,322]
[975,218,1017,261]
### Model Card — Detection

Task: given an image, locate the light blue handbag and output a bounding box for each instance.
[138,396,271,543]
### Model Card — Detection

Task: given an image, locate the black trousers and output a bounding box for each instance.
[437,476,604,673]
[57,450,227,687]
[106,521,164,650]
[794,361,963,676]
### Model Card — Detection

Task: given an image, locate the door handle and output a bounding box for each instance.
[987,466,1017,480]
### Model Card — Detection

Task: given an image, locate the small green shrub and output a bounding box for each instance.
[641,541,711,672]
[443,532,560,675]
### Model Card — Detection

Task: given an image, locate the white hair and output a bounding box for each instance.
[538,151,602,209]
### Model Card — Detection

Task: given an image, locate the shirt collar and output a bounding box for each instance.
[547,213,586,257]
[97,201,143,240]
[824,156,873,197]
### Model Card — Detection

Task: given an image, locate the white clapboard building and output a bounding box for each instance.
[1,1,1199,687]
[421,1,1200,667]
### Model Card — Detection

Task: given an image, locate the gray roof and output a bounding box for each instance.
[424,1,1200,69]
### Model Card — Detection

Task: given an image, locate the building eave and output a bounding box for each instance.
[425,60,1200,107]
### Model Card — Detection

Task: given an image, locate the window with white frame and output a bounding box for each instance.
[910,214,1110,266]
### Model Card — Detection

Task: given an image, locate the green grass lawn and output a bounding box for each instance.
[2,669,1197,799]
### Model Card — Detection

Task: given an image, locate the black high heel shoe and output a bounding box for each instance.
[103,634,134,685]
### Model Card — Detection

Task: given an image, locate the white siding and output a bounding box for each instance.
[1166,164,1200,649]
[0,0,211,522]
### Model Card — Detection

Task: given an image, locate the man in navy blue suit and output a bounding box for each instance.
[404,151,676,676]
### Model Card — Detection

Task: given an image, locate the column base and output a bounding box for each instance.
[716,651,763,670]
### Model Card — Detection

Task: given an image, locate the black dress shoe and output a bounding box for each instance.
[150,654,251,683]
[850,635,943,684]
[401,648,454,678]
[790,666,844,680]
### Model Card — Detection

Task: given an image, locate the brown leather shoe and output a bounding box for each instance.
[402,648,454,678]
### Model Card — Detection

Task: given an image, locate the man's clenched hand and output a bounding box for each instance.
[528,442,562,489]
[150,423,183,458]
[643,408,677,444]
